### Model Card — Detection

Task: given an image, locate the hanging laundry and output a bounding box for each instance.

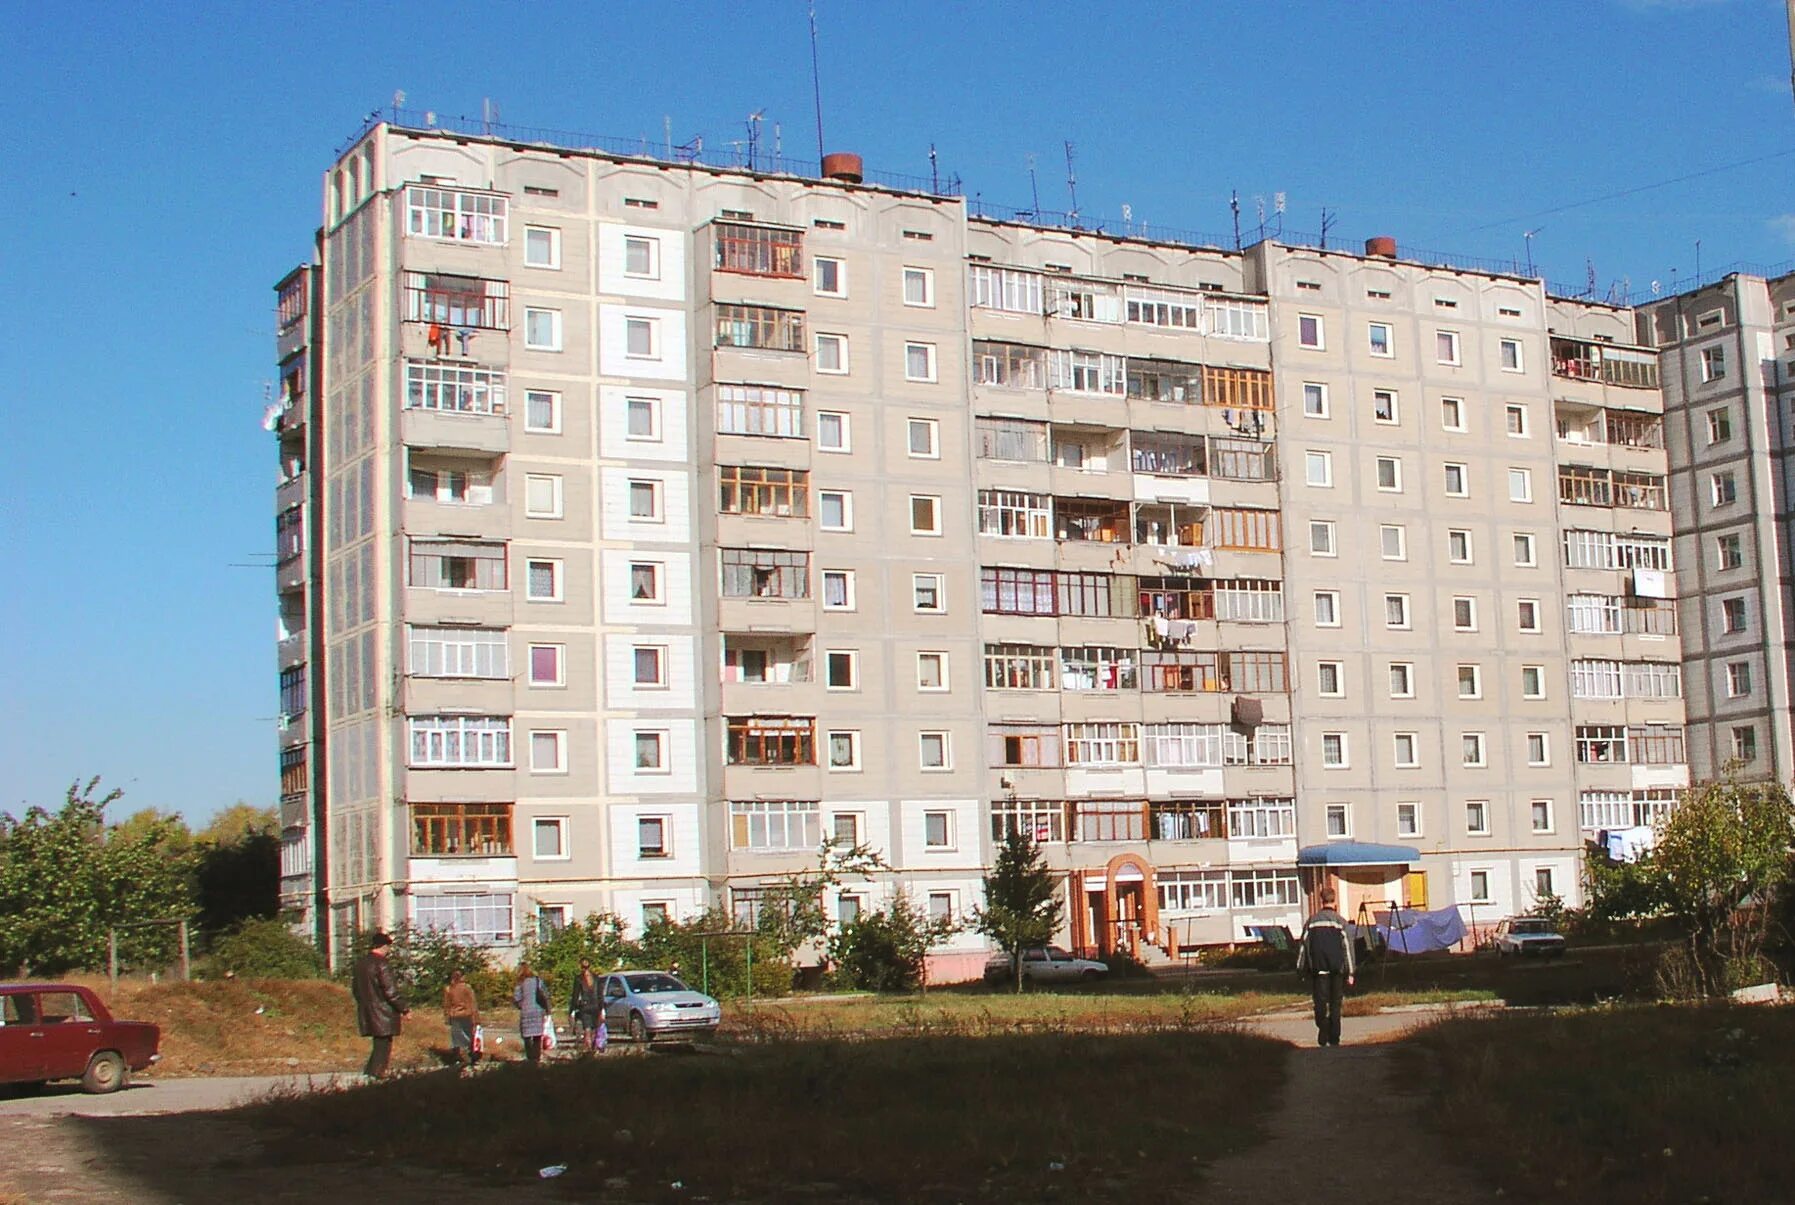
[426,323,448,354]
[1169,619,1198,642]
[1152,616,1172,638]
[454,326,475,355]
[1188,547,1215,568]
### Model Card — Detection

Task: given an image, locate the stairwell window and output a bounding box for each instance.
[1701,344,1727,382]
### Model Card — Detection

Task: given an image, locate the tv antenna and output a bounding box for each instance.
[1319,206,1336,250]
[1230,190,1241,251]
[1064,141,1080,228]
[1585,258,1597,298]
[807,0,826,161]
[745,110,765,171]
[929,143,939,194]
[481,97,499,135]
[1026,153,1041,218]
[1522,227,1544,277]
[1274,191,1286,238]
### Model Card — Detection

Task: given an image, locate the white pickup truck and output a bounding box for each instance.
[983,945,1109,985]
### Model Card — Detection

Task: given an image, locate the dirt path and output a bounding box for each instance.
[1200,1010,1500,1204]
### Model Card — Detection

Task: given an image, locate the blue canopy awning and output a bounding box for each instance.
[1297,841,1421,868]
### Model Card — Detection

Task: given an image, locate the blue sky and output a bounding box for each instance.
[5,0,1791,824]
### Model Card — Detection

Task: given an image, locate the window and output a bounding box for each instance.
[968,265,1046,314]
[1441,396,1465,431]
[1733,726,1758,763]
[1465,801,1490,835]
[1716,533,1744,570]
[521,728,564,774]
[719,466,807,518]
[524,225,561,269]
[1317,661,1344,697]
[1325,804,1351,838]
[524,558,562,602]
[409,626,508,679]
[628,478,661,520]
[1436,330,1461,364]
[632,730,667,771]
[1457,664,1482,699]
[1525,732,1549,767]
[1384,593,1411,630]
[624,235,659,278]
[815,332,849,373]
[1500,339,1523,372]
[622,316,657,359]
[904,342,938,382]
[528,643,564,687]
[627,561,660,603]
[1701,344,1726,382]
[405,186,508,244]
[1303,382,1329,417]
[525,390,561,433]
[720,548,809,599]
[916,651,949,692]
[1707,408,1733,444]
[1322,732,1348,768]
[1712,472,1737,506]
[909,494,942,535]
[1516,598,1541,633]
[1453,596,1477,632]
[1305,450,1333,487]
[1448,529,1472,564]
[1722,596,1748,634]
[407,460,494,505]
[1297,313,1324,348]
[1508,467,1533,502]
[826,650,858,690]
[1314,590,1340,627]
[1462,732,1487,767]
[408,715,512,767]
[826,731,861,771]
[901,416,942,459]
[813,255,846,296]
[1310,520,1337,556]
[624,645,666,689]
[533,817,568,860]
[1389,661,1415,698]
[928,892,955,923]
[1373,389,1398,423]
[1368,322,1393,357]
[1393,733,1419,768]
[1468,870,1491,903]
[815,410,850,451]
[716,303,805,351]
[817,490,853,531]
[405,361,508,416]
[524,307,563,351]
[1505,403,1528,436]
[1397,803,1421,838]
[524,473,564,519]
[726,717,815,766]
[903,266,934,307]
[919,733,952,771]
[410,539,508,591]
[1534,867,1556,899]
[730,800,821,852]
[806,571,854,616]
[1531,800,1554,833]
[714,222,801,276]
[637,817,670,859]
[1513,533,1537,567]
[1727,661,1753,698]
[1381,525,1407,561]
[1443,462,1468,496]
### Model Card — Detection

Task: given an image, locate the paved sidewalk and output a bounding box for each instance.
[0,1073,355,1118]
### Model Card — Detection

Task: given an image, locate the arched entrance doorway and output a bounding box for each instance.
[1093,853,1159,960]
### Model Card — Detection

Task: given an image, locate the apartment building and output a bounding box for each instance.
[272,116,1688,966]
[1638,275,1795,784]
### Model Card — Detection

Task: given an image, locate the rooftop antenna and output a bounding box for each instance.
[1274,191,1286,239]
[745,110,764,172]
[929,143,940,195]
[1026,153,1041,218]
[482,97,498,135]
[1064,141,1080,228]
[1787,0,1795,114]
[1585,258,1597,298]
[1695,238,1703,284]
[1523,227,1544,278]
[391,89,406,119]
[1254,194,1266,242]
[774,121,784,172]
[1319,206,1335,250]
[1121,202,1134,236]
[1230,190,1241,251]
[664,115,673,158]
[808,0,826,162]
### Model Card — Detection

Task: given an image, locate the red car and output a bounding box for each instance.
[0,983,160,1093]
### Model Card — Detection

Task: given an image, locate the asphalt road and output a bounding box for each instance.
[0,1072,354,1118]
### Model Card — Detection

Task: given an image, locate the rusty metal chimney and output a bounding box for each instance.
[1365,235,1398,259]
[820,152,863,183]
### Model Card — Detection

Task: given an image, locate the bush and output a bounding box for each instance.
[202,918,326,980]
[520,912,633,1000]
[827,896,939,993]
[340,925,496,1008]
[637,909,791,998]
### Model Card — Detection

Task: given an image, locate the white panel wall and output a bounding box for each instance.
[598,385,690,462]
[608,801,704,877]
[603,633,699,710]
[600,549,695,626]
[598,304,689,381]
[596,224,688,302]
[610,886,709,938]
[605,717,700,794]
[827,799,891,860]
[896,797,982,870]
[599,466,693,543]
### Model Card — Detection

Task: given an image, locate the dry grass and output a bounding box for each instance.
[250,1027,1288,1202]
[1407,1003,1795,1203]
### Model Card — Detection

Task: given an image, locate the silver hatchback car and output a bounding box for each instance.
[601,971,721,1043]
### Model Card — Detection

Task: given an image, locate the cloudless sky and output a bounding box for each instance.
[5,0,1793,824]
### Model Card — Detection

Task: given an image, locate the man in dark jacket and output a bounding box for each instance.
[352,932,409,1078]
[1295,887,1356,1047]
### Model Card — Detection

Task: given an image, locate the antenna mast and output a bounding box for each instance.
[1230,190,1241,251]
[1026,154,1041,218]
[808,1,826,160]
[1319,207,1335,250]
[1064,141,1079,228]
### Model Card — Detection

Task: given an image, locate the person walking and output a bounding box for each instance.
[1296,886,1356,1047]
[571,960,606,1054]
[442,969,481,1071]
[352,932,409,1078]
[513,962,552,1065]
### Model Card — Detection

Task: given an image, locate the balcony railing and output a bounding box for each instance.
[402,272,510,330]
[715,304,806,352]
[1550,338,1660,389]
[1558,466,1665,511]
[1556,406,1664,449]
[714,223,804,278]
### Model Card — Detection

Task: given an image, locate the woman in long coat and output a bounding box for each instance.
[512,962,551,1065]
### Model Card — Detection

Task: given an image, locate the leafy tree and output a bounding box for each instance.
[522,911,634,996]
[204,918,325,979]
[341,924,496,1006]
[192,804,280,933]
[196,803,278,845]
[827,893,958,992]
[972,830,1064,993]
[0,778,197,975]
[752,839,888,960]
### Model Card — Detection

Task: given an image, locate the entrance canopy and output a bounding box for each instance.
[1297,841,1421,868]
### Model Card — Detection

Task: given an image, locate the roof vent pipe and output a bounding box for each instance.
[1365,236,1398,259]
[821,152,863,183]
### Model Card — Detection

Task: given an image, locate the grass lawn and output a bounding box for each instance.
[1407,1003,1795,1203]
[249,1028,1287,1202]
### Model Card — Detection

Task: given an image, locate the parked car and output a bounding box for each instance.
[0,983,160,1093]
[601,971,721,1043]
[1493,917,1568,958]
[983,946,1109,985]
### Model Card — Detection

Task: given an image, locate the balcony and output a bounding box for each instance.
[402,271,510,331]
[280,791,309,830]
[277,630,307,668]
[275,471,307,515]
[713,222,804,279]
[1558,466,1666,512]
[714,304,806,353]
[1550,337,1659,390]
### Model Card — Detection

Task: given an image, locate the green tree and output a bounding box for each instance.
[752,839,888,962]
[341,924,497,1006]
[0,778,197,975]
[827,893,957,993]
[522,911,634,996]
[193,803,280,933]
[972,830,1064,993]
[205,918,325,979]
